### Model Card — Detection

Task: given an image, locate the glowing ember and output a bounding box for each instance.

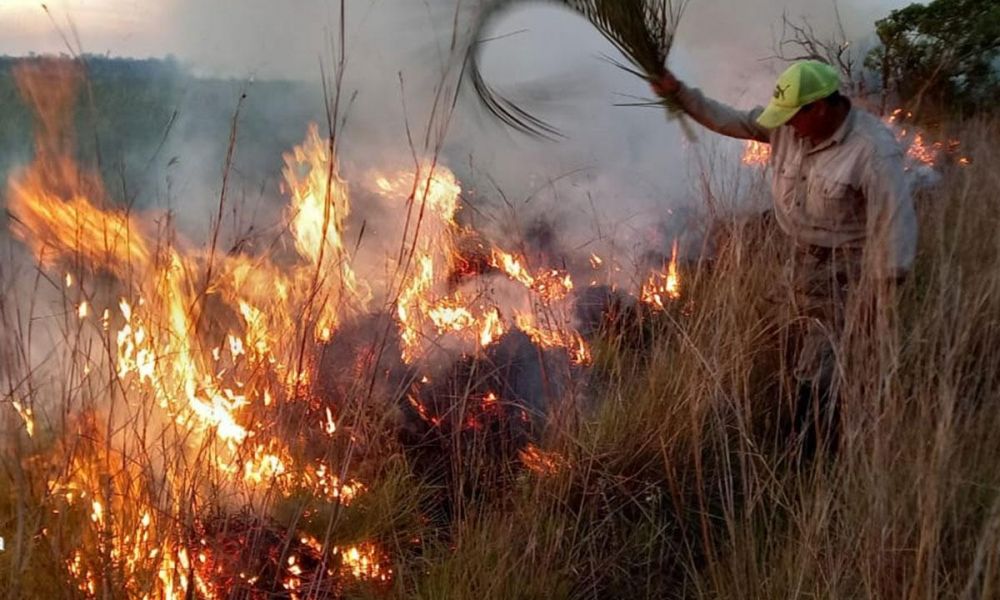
[880,108,968,170]
[518,443,566,476]
[407,394,442,427]
[338,543,392,582]
[904,131,941,167]
[299,462,366,504]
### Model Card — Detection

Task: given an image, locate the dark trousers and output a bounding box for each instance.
[782,244,863,460]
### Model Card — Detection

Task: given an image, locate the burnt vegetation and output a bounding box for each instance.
[2,1,1000,598]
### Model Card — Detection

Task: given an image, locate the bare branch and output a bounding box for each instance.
[767,3,863,97]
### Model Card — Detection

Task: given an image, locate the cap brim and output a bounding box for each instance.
[756,102,801,129]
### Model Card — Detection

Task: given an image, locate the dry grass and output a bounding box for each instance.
[1,111,999,599]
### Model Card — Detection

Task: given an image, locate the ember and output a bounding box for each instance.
[519,443,567,476]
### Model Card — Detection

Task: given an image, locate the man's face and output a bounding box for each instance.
[787,100,829,142]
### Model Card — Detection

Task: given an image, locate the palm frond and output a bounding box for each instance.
[467,0,693,139]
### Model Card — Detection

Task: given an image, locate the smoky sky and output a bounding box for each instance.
[1,0,910,254]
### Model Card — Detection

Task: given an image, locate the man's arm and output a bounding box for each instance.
[862,147,918,281]
[652,72,771,143]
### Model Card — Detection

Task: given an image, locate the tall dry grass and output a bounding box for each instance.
[1,116,998,599]
[396,117,1000,599]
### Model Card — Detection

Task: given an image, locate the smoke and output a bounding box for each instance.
[0,0,914,527]
[2,0,909,263]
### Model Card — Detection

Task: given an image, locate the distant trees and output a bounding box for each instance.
[0,55,184,195]
[0,54,325,209]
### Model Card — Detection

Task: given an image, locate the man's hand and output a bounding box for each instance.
[650,70,681,98]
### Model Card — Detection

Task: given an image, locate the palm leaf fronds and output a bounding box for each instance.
[467,0,694,139]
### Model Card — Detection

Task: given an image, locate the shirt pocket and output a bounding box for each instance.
[807,173,864,226]
[774,161,804,215]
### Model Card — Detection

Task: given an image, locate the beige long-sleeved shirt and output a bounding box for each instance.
[676,83,918,277]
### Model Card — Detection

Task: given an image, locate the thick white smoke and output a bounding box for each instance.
[1,0,909,263]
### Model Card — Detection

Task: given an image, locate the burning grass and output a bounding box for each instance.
[2,57,1000,599]
[740,105,972,173]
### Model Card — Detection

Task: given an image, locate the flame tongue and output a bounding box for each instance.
[641,240,681,310]
[283,122,370,341]
[8,60,149,269]
[490,249,574,303]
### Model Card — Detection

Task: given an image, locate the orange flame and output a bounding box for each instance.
[491,249,574,302]
[741,107,968,170]
[428,297,476,334]
[338,542,392,582]
[283,123,369,341]
[741,140,771,166]
[518,443,566,476]
[641,239,681,310]
[7,59,609,597]
[8,61,390,597]
[479,307,506,347]
[515,313,591,364]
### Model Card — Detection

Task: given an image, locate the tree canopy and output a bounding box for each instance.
[866,0,1000,118]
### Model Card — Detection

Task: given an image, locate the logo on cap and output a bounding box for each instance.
[773,83,789,100]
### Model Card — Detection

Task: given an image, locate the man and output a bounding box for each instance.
[653,60,918,456]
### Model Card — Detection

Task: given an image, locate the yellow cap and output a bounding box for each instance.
[756,61,840,129]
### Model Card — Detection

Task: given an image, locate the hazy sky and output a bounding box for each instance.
[0,0,915,251]
[0,0,913,122]
[1,1,908,77]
